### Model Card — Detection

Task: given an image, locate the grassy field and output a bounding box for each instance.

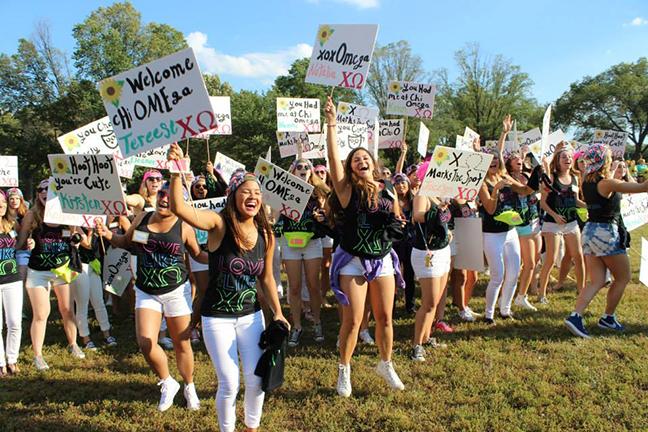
[2,227,648,431]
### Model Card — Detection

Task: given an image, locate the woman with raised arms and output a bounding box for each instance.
[324,96,406,398]
[166,143,288,432]
[95,181,206,412]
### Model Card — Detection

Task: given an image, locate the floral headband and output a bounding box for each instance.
[6,187,23,198]
[226,172,259,197]
[583,143,609,174]
[392,173,409,184]
[405,164,420,176]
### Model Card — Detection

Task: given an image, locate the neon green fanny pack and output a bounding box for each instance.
[89,258,102,276]
[51,261,79,284]
[284,231,314,248]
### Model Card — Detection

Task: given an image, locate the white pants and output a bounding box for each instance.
[0,281,23,366]
[483,230,521,318]
[202,311,265,432]
[72,263,111,337]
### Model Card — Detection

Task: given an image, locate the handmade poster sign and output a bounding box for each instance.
[98,47,213,158]
[519,128,541,149]
[305,24,379,90]
[336,102,379,147]
[455,135,473,151]
[276,98,320,132]
[103,247,132,297]
[419,146,493,200]
[418,122,430,157]
[622,192,648,232]
[195,96,232,138]
[386,81,436,118]
[378,119,405,149]
[191,197,226,245]
[254,158,314,222]
[214,152,245,181]
[464,127,479,144]
[453,217,485,271]
[592,130,627,160]
[529,130,565,163]
[0,156,18,187]
[303,134,326,159]
[128,144,171,169]
[48,154,127,216]
[168,158,191,173]
[322,123,368,159]
[43,180,107,227]
[540,105,552,158]
[276,132,308,158]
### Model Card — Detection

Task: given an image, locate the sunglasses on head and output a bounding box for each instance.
[295,164,309,170]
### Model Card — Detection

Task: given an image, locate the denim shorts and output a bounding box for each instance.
[581,222,626,257]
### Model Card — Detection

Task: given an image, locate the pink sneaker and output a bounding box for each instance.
[434,321,454,333]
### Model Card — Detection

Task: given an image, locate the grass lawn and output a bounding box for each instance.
[2,227,648,431]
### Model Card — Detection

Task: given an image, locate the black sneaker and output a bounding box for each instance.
[499,313,515,321]
[484,317,496,326]
[288,328,303,347]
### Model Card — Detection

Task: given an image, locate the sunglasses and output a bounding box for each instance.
[295,164,310,170]
[315,170,326,175]
[147,177,162,182]
[37,187,48,193]
[194,184,207,190]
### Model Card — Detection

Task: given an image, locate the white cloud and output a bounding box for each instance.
[186,31,312,80]
[628,16,648,26]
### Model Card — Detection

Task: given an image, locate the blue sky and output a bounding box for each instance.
[1,0,647,104]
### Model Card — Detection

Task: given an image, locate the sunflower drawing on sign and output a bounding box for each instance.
[318,25,335,46]
[594,130,604,140]
[61,133,80,152]
[434,147,449,166]
[277,98,289,111]
[99,79,125,108]
[338,103,350,115]
[258,162,272,177]
[52,156,71,174]
[389,81,402,94]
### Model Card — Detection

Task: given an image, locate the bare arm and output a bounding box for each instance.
[412,194,431,223]
[167,142,224,232]
[259,234,288,326]
[324,96,352,207]
[182,223,208,264]
[15,210,33,250]
[396,142,408,174]
[95,212,145,250]
[479,180,505,215]
[599,178,648,196]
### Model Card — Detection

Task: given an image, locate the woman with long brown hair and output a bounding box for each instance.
[324,97,406,397]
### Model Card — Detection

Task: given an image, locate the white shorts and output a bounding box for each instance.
[321,235,334,249]
[189,255,208,273]
[281,237,323,261]
[542,220,579,236]
[411,246,451,279]
[135,280,192,317]
[338,253,394,278]
[26,268,68,289]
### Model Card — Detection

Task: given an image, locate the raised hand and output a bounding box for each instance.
[167,142,184,161]
[324,96,336,124]
[502,114,513,134]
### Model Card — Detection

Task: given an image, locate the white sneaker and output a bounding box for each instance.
[459,308,476,322]
[358,329,375,345]
[538,296,549,305]
[158,376,180,412]
[514,295,538,311]
[336,364,352,397]
[68,344,86,359]
[183,383,200,411]
[159,337,174,351]
[466,307,481,317]
[376,360,405,391]
[33,355,49,371]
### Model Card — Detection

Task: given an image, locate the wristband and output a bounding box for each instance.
[327,124,337,128]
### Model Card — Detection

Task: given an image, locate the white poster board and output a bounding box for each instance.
[378,119,405,149]
[419,146,493,200]
[43,180,107,227]
[455,135,473,151]
[529,129,565,162]
[303,134,326,159]
[305,24,378,90]
[540,104,552,159]
[321,123,369,160]
[254,158,313,222]
[417,122,429,157]
[386,81,436,118]
[98,47,213,158]
[214,152,245,181]
[622,192,648,232]
[48,154,127,216]
[103,247,133,297]
[276,132,309,158]
[453,217,485,271]
[0,156,18,187]
[276,98,320,132]
[336,102,379,148]
[191,197,227,245]
[127,144,171,170]
[195,96,232,137]
[593,129,627,160]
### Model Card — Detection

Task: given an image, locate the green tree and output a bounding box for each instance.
[554,58,648,160]
[72,1,186,81]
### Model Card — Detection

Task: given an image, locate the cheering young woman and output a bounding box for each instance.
[324,96,406,397]
[166,143,288,432]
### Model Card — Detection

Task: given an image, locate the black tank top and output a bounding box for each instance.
[413,202,452,251]
[479,184,516,233]
[583,178,621,223]
[279,197,323,239]
[28,224,70,271]
[202,226,265,318]
[0,232,20,284]
[544,174,578,223]
[339,187,394,258]
[134,212,188,295]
